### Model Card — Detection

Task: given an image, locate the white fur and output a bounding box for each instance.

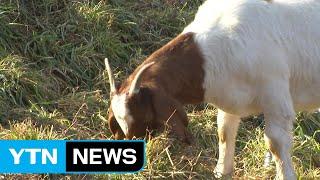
[184,0,320,114]
[183,0,320,179]
[111,94,133,137]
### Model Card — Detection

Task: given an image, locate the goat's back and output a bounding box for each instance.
[184,0,320,114]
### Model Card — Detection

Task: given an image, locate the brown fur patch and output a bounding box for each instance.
[110,32,205,141]
[126,87,156,139]
[119,32,205,104]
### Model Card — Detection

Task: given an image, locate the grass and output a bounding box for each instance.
[0,0,319,179]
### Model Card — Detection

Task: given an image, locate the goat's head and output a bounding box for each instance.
[105,58,156,140]
[105,58,192,142]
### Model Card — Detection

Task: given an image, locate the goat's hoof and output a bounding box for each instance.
[275,173,297,180]
[264,151,273,167]
[213,169,233,179]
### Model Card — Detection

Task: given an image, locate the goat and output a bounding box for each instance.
[105,0,320,179]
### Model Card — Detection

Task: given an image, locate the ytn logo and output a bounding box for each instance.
[9,148,57,165]
[0,140,145,174]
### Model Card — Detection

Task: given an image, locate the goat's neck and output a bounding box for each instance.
[142,32,205,105]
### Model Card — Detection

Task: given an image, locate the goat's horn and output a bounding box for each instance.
[129,62,155,95]
[104,58,116,94]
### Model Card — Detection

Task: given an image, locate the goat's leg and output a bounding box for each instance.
[214,109,241,177]
[264,150,274,167]
[264,118,296,180]
[261,81,296,180]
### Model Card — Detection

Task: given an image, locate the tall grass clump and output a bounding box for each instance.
[0,0,319,179]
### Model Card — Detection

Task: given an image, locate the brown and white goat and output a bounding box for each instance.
[106,0,320,179]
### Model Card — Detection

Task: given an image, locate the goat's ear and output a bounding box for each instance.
[108,109,125,139]
[151,89,193,144]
